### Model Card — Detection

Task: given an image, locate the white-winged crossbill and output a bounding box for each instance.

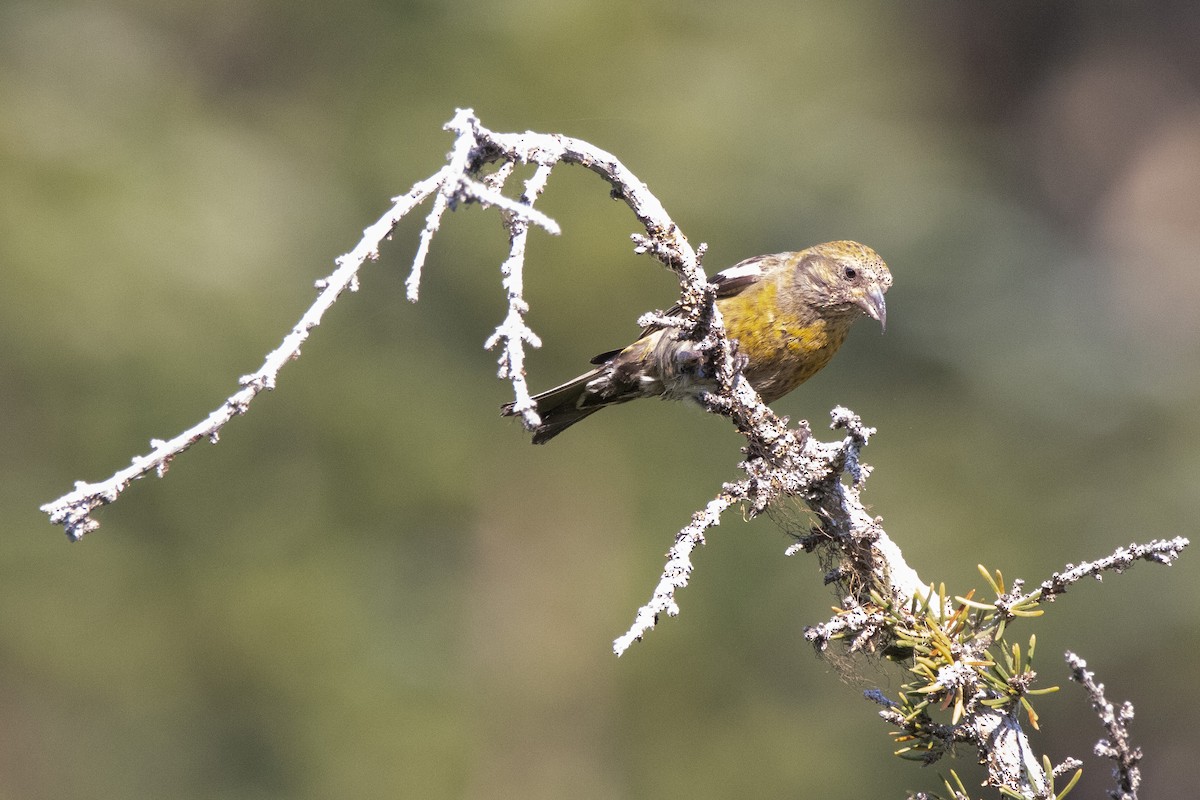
[504,240,891,443]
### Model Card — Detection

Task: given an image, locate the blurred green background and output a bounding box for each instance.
[5,1,1200,797]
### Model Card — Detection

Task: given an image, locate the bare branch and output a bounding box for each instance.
[483,162,554,429]
[613,484,747,655]
[1067,652,1142,800]
[473,129,700,281]
[1036,538,1189,603]
[41,170,448,540]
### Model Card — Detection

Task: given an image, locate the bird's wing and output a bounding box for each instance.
[588,256,770,366]
[709,254,769,299]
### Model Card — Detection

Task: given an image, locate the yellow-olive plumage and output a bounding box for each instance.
[504,240,891,444]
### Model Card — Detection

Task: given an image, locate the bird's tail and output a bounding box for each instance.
[501,367,609,444]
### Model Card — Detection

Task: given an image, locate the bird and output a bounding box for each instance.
[503,240,891,444]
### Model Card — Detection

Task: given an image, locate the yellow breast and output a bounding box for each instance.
[718,281,851,403]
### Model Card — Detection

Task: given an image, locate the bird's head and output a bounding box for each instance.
[795,240,892,330]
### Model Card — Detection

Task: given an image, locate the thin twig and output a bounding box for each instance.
[484,162,555,429]
[41,109,571,540]
[1066,652,1142,800]
[1037,538,1190,602]
[41,172,447,540]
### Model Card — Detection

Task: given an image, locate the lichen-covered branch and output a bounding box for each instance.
[1066,652,1142,800]
[1036,538,1190,602]
[483,162,553,430]
[612,488,745,655]
[38,110,1190,800]
[41,172,450,540]
[39,109,560,540]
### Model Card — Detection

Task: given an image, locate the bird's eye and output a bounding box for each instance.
[843,266,858,280]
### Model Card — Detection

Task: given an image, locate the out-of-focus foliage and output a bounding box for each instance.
[3,1,1199,797]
